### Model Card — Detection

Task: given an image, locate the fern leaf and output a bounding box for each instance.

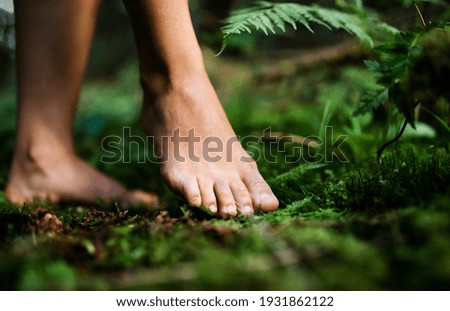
[270,163,327,186]
[219,1,374,54]
[260,13,277,34]
[311,5,373,45]
[272,5,297,30]
[353,88,389,116]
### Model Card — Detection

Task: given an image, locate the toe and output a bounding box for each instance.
[230,180,254,216]
[47,192,61,204]
[243,171,279,212]
[5,186,42,206]
[214,181,238,218]
[163,170,202,207]
[4,187,26,206]
[126,190,161,209]
[181,178,202,207]
[198,177,218,214]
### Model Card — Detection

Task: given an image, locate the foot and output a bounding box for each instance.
[141,74,279,218]
[5,146,159,208]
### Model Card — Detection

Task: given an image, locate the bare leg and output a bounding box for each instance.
[5,0,157,207]
[123,0,278,217]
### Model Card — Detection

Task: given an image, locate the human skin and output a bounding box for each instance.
[5,0,279,217]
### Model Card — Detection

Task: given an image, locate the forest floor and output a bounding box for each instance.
[0,48,449,290]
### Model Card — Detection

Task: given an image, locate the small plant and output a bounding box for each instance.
[220,0,450,159]
[219,0,376,53]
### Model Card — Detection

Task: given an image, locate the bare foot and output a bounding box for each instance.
[5,146,159,208]
[141,74,279,218]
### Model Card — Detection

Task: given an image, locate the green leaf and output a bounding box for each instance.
[219,1,374,54]
[354,88,389,116]
[403,122,437,139]
[270,163,327,187]
[389,83,417,128]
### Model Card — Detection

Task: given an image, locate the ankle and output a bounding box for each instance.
[12,141,74,172]
[140,67,209,99]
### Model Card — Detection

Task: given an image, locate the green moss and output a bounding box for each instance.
[0,48,449,290]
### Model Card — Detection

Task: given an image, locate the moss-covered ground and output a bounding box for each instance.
[0,49,449,290]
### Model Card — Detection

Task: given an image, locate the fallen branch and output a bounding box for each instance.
[255,130,319,148]
[256,39,364,82]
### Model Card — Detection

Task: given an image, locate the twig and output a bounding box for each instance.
[258,131,319,148]
[414,1,427,28]
[256,40,364,82]
[376,118,408,164]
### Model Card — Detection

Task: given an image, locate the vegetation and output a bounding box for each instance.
[0,0,449,290]
[221,0,450,156]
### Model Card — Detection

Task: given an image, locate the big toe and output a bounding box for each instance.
[257,193,279,212]
[125,190,161,209]
[4,187,27,205]
[243,171,279,213]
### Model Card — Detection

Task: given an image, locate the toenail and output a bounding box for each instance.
[225,205,235,214]
[209,204,217,213]
[190,196,201,206]
[243,205,253,215]
[260,193,273,203]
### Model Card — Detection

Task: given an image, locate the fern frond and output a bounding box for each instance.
[219,1,374,54]
[353,88,389,116]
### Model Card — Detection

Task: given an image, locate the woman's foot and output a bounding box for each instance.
[5,145,158,208]
[141,74,279,218]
